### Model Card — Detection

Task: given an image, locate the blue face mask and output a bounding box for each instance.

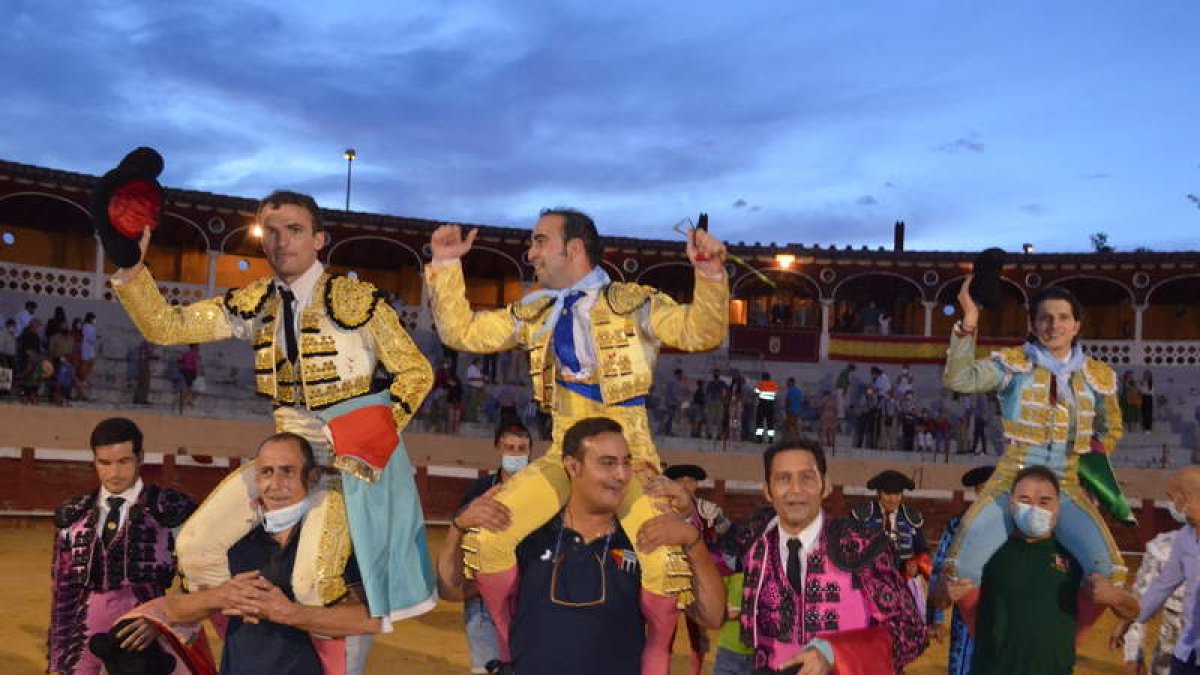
[1012,502,1055,538]
[1168,502,1189,524]
[501,455,529,475]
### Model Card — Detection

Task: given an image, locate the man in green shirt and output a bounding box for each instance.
[713,571,753,675]
[962,465,1139,675]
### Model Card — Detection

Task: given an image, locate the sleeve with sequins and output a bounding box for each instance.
[367,301,434,432]
[111,267,241,345]
[643,273,729,352]
[424,261,522,353]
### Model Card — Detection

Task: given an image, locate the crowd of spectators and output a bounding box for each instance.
[0,300,98,406]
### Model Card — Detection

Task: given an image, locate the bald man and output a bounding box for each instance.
[1132,467,1200,674]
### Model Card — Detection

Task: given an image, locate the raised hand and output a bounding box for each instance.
[956,274,980,332]
[430,225,478,266]
[112,228,153,283]
[687,227,727,281]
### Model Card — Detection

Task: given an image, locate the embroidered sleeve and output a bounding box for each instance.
[113,266,247,344]
[928,517,960,625]
[643,274,729,351]
[859,543,929,670]
[424,261,521,352]
[942,333,1006,394]
[1087,360,1124,453]
[367,301,434,432]
[1123,535,1170,661]
[326,275,383,329]
[47,526,78,672]
[152,488,199,529]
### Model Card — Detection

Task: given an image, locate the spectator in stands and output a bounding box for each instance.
[1126,466,1200,675]
[753,372,779,443]
[496,381,523,426]
[898,391,918,452]
[689,379,707,438]
[1111,493,1186,675]
[445,373,465,435]
[817,390,838,454]
[177,344,200,410]
[17,317,42,374]
[878,312,892,336]
[932,409,953,460]
[0,317,16,368]
[438,423,533,675]
[726,373,746,444]
[44,305,67,345]
[854,385,881,449]
[928,465,994,675]
[75,313,96,396]
[48,324,73,364]
[783,377,803,440]
[1141,370,1156,433]
[1122,370,1143,431]
[465,358,486,421]
[704,370,728,441]
[661,369,686,436]
[961,466,1139,675]
[739,439,928,672]
[52,356,79,406]
[164,433,380,673]
[434,355,454,389]
[438,418,725,675]
[15,299,37,334]
[132,339,155,405]
[967,393,990,455]
[16,337,49,404]
[860,301,881,335]
[48,418,197,675]
[834,362,855,424]
[895,363,914,397]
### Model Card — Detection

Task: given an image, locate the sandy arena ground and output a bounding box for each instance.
[1,521,1145,674]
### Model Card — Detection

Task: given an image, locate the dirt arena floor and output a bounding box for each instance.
[1,520,1146,674]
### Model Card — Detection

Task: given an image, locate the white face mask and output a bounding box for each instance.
[1012,502,1055,538]
[1168,502,1189,525]
[261,496,313,533]
[501,455,529,475]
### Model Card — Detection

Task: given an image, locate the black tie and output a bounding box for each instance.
[786,538,803,595]
[279,287,298,364]
[102,496,125,547]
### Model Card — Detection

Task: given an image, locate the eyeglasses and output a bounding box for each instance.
[548,521,614,608]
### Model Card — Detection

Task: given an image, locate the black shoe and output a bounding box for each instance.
[485,660,515,674]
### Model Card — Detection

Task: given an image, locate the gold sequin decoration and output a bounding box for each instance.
[327,275,381,329]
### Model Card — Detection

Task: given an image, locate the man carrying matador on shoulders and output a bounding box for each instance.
[425,208,729,674]
[94,148,435,674]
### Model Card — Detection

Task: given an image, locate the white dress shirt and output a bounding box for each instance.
[96,477,144,534]
[275,261,325,347]
[775,511,824,588]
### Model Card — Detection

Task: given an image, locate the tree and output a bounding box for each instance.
[1090,232,1114,253]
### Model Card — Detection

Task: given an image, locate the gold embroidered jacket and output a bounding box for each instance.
[943,334,1122,453]
[425,261,728,408]
[113,267,431,429]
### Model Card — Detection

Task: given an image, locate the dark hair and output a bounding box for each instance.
[1028,286,1083,334]
[257,432,317,476]
[494,422,532,447]
[762,437,827,482]
[258,190,326,234]
[562,417,623,461]
[541,207,601,267]
[85,312,96,322]
[1012,465,1060,495]
[90,417,144,460]
[25,301,37,310]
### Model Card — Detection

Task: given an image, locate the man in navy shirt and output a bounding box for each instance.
[165,433,380,674]
[446,417,726,674]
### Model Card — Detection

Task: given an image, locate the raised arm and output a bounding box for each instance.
[943,276,1006,394]
[644,228,729,352]
[424,225,521,353]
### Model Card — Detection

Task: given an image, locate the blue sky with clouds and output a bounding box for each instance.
[2,0,1197,252]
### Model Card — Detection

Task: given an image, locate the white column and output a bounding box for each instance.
[1133,303,1146,365]
[205,250,220,297]
[922,301,937,337]
[819,298,834,361]
[92,236,105,299]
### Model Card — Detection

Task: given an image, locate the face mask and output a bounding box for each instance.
[1168,502,1189,524]
[261,496,313,533]
[501,455,529,475]
[1012,502,1055,538]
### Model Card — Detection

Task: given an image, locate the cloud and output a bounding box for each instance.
[1019,203,1047,215]
[732,198,747,208]
[856,195,878,206]
[934,134,985,154]
[1083,172,1111,179]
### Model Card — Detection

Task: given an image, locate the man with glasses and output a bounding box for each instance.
[446,417,725,675]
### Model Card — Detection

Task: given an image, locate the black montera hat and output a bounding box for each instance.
[961,465,996,488]
[664,464,707,481]
[90,147,164,269]
[970,247,1007,309]
[867,469,916,493]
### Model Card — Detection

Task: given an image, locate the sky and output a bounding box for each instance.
[2,0,1198,253]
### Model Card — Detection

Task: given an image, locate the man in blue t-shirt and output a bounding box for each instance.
[165,433,380,674]
[446,417,726,675]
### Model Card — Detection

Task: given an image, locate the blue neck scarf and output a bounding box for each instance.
[522,266,611,337]
[1026,341,1085,405]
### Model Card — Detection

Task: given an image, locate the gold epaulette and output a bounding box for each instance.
[511,296,554,322]
[222,276,275,320]
[325,275,384,330]
[1082,358,1117,395]
[992,345,1032,372]
[603,282,655,315]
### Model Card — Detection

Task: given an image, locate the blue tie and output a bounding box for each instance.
[553,291,586,374]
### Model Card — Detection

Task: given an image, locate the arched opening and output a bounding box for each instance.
[731,268,821,329]
[1048,277,1134,340]
[1144,275,1200,340]
[636,262,694,303]
[831,272,924,336]
[0,192,96,272]
[934,276,1028,339]
[326,236,425,307]
[456,245,528,309]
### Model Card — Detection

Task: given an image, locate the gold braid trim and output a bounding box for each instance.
[603,282,655,315]
[461,527,482,578]
[664,547,695,606]
[993,345,1032,372]
[223,276,275,320]
[332,454,383,484]
[511,296,554,322]
[315,482,353,606]
[325,275,383,330]
[1082,358,1117,395]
